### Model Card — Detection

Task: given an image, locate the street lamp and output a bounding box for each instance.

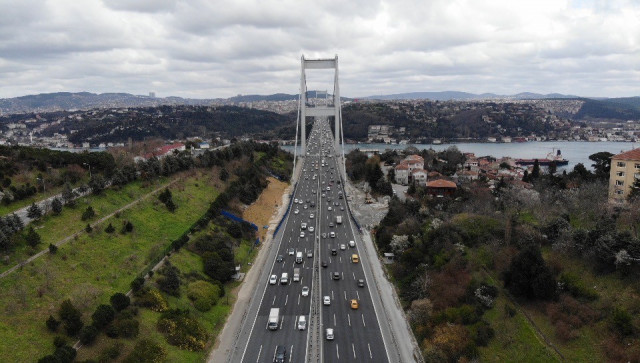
[83,163,92,178]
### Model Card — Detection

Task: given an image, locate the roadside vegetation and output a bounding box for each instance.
[367,148,640,362]
[0,141,292,362]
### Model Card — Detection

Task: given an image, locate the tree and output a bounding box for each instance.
[387,168,396,183]
[49,243,58,254]
[105,223,115,234]
[51,198,63,215]
[91,304,115,329]
[62,183,76,206]
[89,175,107,195]
[58,299,83,336]
[110,292,130,312]
[504,245,556,300]
[522,170,529,182]
[589,151,614,179]
[548,161,557,175]
[531,160,540,180]
[79,325,98,345]
[220,168,230,181]
[407,181,416,195]
[81,206,95,221]
[157,264,181,297]
[202,252,235,282]
[85,224,93,233]
[628,178,640,201]
[131,276,145,292]
[27,202,43,219]
[25,227,42,248]
[46,315,60,332]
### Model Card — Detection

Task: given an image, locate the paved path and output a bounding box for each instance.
[0,178,181,280]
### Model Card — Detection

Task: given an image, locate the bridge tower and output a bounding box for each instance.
[296,55,344,158]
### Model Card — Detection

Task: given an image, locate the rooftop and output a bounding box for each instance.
[612,148,640,161]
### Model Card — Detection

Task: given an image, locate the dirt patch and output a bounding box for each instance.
[242,177,289,241]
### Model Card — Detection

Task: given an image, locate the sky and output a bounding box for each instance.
[0,0,638,99]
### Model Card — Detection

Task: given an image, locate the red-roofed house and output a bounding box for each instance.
[394,154,425,185]
[394,163,410,184]
[411,169,428,186]
[426,179,457,197]
[609,148,640,202]
[136,143,186,162]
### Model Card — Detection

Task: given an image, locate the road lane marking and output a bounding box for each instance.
[348,314,351,326]
[334,313,336,326]
[356,291,360,300]
[362,314,366,327]
[298,295,300,305]
[336,344,340,359]
[368,343,373,358]
[285,294,288,306]
[352,343,356,359]
[353,272,355,280]
[289,345,293,362]
[256,345,262,362]
[344,290,347,300]
[331,290,334,300]
[272,296,276,305]
[280,316,284,330]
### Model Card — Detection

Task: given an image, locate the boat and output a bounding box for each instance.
[515,149,569,166]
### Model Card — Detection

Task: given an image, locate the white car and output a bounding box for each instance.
[269,275,277,285]
[308,226,314,232]
[323,296,331,305]
[294,209,299,215]
[330,232,336,238]
[340,244,346,250]
[300,232,305,238]
[328,206,332,211]
[326,328,334,340]
[301,286,309,297]
[294,198,299,204]
[310,214,315,219]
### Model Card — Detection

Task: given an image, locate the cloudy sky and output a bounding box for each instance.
[0,0,638,99]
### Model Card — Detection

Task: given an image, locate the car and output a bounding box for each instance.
[310,202,315,207]
[276,255,284,262]
[329,222,334,228]
[303,205,308,209]
[322,233,327,239]
[307,251,313,258]
[332,272,340,280]
[321,194,326,198]
[358,279,365,287]
[297,315,307,330]
[274,345,286,363]
[350,299,359,309]
[340,206,344,211]
[288,248,295,256]
[330,232,336,238]
[349,240,355,248]
[299,232,305,238]
[294,198,299,204]
[301,286,309,297]
[334,202,339,206]
[326,328,334,340]
[299,200,303,204]
[308,226,314,232]
[269,275,278,285]
[328,206,332,211]
[323,296,331,305]
[351,254,359,263]
[322,261,328,268]
[301,223,307,230]
[340,244,346,250]
[310,213,315,219]
[294,209,299,215]
[331,249,337,256]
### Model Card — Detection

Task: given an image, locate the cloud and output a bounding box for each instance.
[0,0,638,99]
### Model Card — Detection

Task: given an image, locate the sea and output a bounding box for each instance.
[281,141,639,171]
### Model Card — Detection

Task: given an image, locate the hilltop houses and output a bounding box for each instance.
[394,154,425,185]
[134,142,186,162]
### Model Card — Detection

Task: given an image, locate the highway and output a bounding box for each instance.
[234,119,389,363]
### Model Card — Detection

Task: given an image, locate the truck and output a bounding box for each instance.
[336,216,342,224]
[268,308,280,330]
[293,268,301,282]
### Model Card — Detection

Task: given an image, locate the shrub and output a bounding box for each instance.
[81,206,95,221]
[58,299,83,336]
[27,202,43,219]
[91,304,115,329]
[46,315,60,332]
[25,227,42,248]
[157,264,181,297]
[48,243,58,254]
[105,223,115,234]
[123,339,166,363]
[186,280,220,312]
[79,325,98,345]
[85,224,92,233]
[468,320,495,346]
[157,309,208,351]
[611,306,634,337]
[53,345,76,363]
[135,289,168,312]
[98,343,122,361]
[503,245,556,301]
[51,198,63,215]
[114,318,140,338]
[53,336,67,348]
[110,292,130,312]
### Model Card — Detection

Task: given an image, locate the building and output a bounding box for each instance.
[394,154,425,185]
[411,169,428,186]
[426,179,458,197]
[394,164,410,185]
[608,148,640,202]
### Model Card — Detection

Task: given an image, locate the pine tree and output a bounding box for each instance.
[81,206,95,221]
[531,160,540,180]
[27,202,43,219]
[85,224,93,233]
[51,197,63,215]
[105,223,115,234]
[62,183,76,206]
[25,227,41,248]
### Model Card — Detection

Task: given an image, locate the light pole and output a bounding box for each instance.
[83,163,92,178]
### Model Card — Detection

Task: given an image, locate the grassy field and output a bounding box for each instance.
[0,178,176,274]
[0,170,220,362]
[74,225,258,362]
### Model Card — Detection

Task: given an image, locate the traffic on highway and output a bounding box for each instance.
[238,119,389,363]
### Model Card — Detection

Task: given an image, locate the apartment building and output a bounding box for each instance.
[608,148,640,202]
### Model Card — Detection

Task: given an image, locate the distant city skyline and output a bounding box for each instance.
[0,0,638,99]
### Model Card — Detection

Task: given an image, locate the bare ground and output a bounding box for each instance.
[242,177,288,241]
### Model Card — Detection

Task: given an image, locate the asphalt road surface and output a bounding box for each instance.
[233,119,390,363]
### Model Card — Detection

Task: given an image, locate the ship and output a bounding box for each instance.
[515,149,569,166]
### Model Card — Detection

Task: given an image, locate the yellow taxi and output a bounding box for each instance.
[350,299,359,309]
[351,254,359,263]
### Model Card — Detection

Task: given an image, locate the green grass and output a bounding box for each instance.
[479,295,560,362]
[0,178,174,274]
[0,175,89,216]
[0,170,220,362]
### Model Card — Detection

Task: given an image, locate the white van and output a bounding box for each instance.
[280,272,289,285]
[296,252,303,264]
